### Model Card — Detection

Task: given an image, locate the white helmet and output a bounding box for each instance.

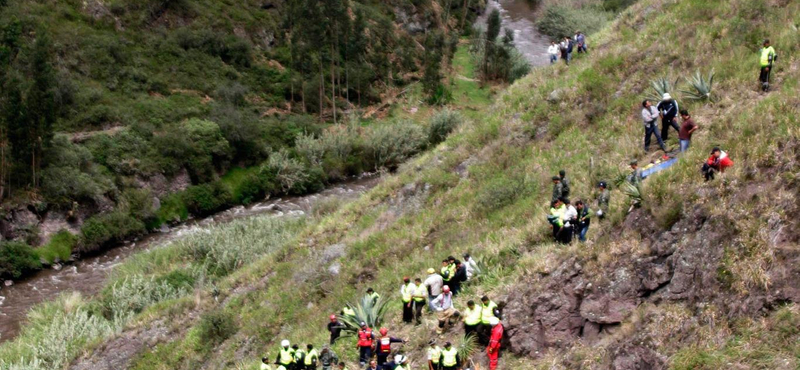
[281,339,290,347]
[394,354,406,363]
[489,317,500,326]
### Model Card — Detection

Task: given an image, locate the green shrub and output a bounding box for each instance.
[0,241,42,278]
[536,6,610,39]
[473,176,530,215]
[183,182,233,216]
[154,269,196,290]
[40,136,115,206]
[196,310,237,347]
[120,188,157,227]
[101,275,189,322]
[428,109,463,145]
[80,212,146,251]
[264,149,313,194]
[36,230,78,264]
[603,0,638,12]
[155,119,231,183]
[155,193,189,226]
[364,121,427,170]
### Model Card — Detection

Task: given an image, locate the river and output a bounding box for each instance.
[477,0,552,67]
[0,175,380,342]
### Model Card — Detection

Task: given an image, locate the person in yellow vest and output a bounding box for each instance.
[479,296,500,346]
[275,340,295,368]
[261,356,275,370]
[440,342,461,370]
[440,260,452,283]
[400,276,415,324]
[336,362,349,370]
[394,355,409,370]
[427,339,442,370]
[412,277,427,325]
[462,300,482,339]
[366,288,380,305]
[303,344,319,370]
[341,306,356,317]
[293,344,306,369]
[758,39,778,92]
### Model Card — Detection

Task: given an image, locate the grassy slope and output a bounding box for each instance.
[2,0,799,368]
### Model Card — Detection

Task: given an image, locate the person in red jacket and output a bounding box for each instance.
[375,327,406,366]
[702,147,734,181]
[356,322,376,366]
[486,317,504,370]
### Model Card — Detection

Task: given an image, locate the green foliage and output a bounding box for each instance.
[603,0,638,12]
[157,119,231,183]
[474,176,529,215]
[154,193,189,225]
[339,295,389,334]
[196,310,238,347]
[681,69,715,102]
[40,136,115,206]
[101,275,190,322]
[428,109,463,145]
[647,76,679,103]
[264,149,316,194]
[183,182,233,217]
[120,188,157,227]
[457,333,480,365]
[536,5,610,39]
[0,241,42,278]
[80,212,146,251]
[364,122,427,170]
[36,230,77,264]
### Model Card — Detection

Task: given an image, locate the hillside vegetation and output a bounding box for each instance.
[1,0,799,369]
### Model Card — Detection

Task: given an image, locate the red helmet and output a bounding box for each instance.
[379,327,388,336]
[442,285,450,293]
[329,315,337,321]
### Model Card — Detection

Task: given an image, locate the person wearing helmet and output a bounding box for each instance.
[276,340,295,368]
[440,342,460,370]
[356,321,376,366]
[486,317,504,370]
[657,93,680,141]
[427,339,442,370]
[394,355,409,370]
[400,277,416,324]
[319,345,339,370]
[327,314,345,345]
[595,181,609,219]
[376,327,406,365]
[431,285,457,334]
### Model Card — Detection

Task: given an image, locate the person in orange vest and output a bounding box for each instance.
[356,321,376,367]
[375,327,406,366]
[486,317,504,370]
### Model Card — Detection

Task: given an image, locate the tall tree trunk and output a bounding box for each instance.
[319,59,325,120]
[331,44,337,124]
[460,0,469,31]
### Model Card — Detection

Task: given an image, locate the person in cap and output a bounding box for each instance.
[276,340,296,368]
[440,342,460,370]
[595,182,609,219]
[427,339,443,370]
[400,277,415,324]
[319,345,339,370]
[758,39,777,91]
[486,317,504,370]
[424,267,443,311]
[551,175,564,203]
[328,315,345,345]
[356,322,376,366]
[641,99,666,152]
[656,93,680,141]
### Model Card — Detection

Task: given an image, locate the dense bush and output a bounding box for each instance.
[173,28,252,67]
[41,136,115,206]
[80,212,146,251]
[428,109,463,145]
[0,241,42,278]
[364,121,427,169]
[264,150,316,194]
[36,230,78,264]
[155,119,231,183]
[183,182,233,216]
[473,176,530,215]
[119,189,157,227]
[536,6,610,39]
[196,310,237,347]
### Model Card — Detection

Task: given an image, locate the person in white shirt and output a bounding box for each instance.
[431,286,457,334]
[641,99,666,152]
[547,41,559,64]
[561,198,578,244]
[462,253,480,280]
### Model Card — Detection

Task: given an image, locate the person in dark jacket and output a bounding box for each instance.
[656,93,680,141]
[327,315,345,345]
[559,169,571,200]
[574,200,591,242]
[451,261,467,296]
[551,176,564,203]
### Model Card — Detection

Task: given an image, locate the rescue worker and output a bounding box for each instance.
[366,288,380,305]
[551,176,564,203]
[424,268,444,311]
[342,306,356,317]
[394,355,409,370]
[412,278,427,324]
[486,317,504,370]
[400,277,415,324]
[440,260,452,284]
[427,340,442,370]
[356,322,376,366]
[431,285,457,334]
[574,200,591,242]
[276,340,295,369]
[319,346,339,370]
[293,344,306,369]
[375,327,405,365]
[479,296,500,345]
[462,300,482,339]
[261,356,275,370]
[702,147,734,181]
[304,344,319,370]
[328,315,345,345]
[336,363,348,370]
[548,198,566,241]
[559,169,570,200]
[759,39,777,91]
[440,342,460,370]
[596,181,609,219]
[451,261,467,296]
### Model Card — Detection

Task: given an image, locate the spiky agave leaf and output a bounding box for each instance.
[681,69,715,102]
[646,76,679,103]
[619,181,642,203]
[457,333,480,365]
[338,295,389,334]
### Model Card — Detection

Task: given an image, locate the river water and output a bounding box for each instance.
[0,176,380,342]
[477,0,552,67]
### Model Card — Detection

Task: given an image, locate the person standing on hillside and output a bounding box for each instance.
[262,356,275,370]
[400,277,415,324]
[375,328,405,365]
[565,36,574,64]
[319,346,339,370]
[431,286,457,334]
[627,160,642,187]
[574,200,591,242]
[657,93,680,141]
[559,170,571,200]
[479,296,500,345]
[561,198,577,244]
[548,198,566,241]
[366,288,380,305]
[424,268,443,310]
[641,100,666,152]
[276,340,295,369]
[356,322,376,366]
[559,38,569,65]
[427,340,443,370]
[486,317,504,370]
[462,300,482,338]
[758,39,777,92]
[551,176,564,203]
[575,31,587,53]
[462,253,480,280]
[451,261,467,296]
[440,342,461,370]
[304,344,319,370]
[328,315,345,345]
[678,110,698,152]
[548,41,559,64]
[596,182,609,219]
[412,278,427,324]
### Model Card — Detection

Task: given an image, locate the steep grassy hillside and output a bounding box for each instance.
[1,0,798,368]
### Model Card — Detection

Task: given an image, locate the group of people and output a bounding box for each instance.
[547,31,588,65]
[263,341,340,370]
[547,170,608,244]
[641,94,698,153]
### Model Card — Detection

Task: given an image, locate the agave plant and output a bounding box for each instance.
[613,170,643,206]
[647,76,679,103]
[338,295,389,334]
[681,69,715,102]
[457,333,480,366]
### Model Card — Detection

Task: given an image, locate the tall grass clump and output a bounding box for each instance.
[536,6,610,39]
[428,109,463,145]
[0,241,42,278]
[681,69,715,102]
[101,275,191,323]
[364,121,427,170]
